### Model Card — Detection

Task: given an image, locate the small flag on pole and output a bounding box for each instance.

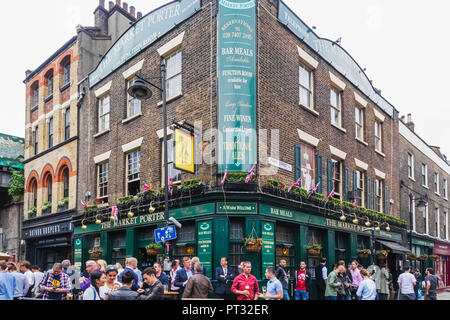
[111,206,119,223]
[353,199,358,208]
[245,164,257,184]
[221,168,228,185]
[288,177,302,192]
[308,182,320,195]
[327,189,335,199]
[80,200,88,208]
[169,178,174,196]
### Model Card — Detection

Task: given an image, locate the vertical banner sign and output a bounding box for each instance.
[261,222,275,271]
[197,221,213,278]
[218,0,257,173]
[74,238,83,269]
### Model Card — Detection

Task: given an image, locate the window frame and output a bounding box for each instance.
[299,63,314,110]
[435,207,440,238]
[48,117,53,149]
[421,164,428,188]
[126,79,142,118]
[63,168,69,198]
[64,109,71,141]
[356,170,365,207]
[34,127,39,155]
[409,194,416,232]
[330,87,342,127]
[98,95,111,133]
[97,162,109,202]
[444,179,448,200]
[374,179,383,212]
[47,74,54,98]
[46,174,52,203]
[126,150,141,196]
[355,106,364,141]
[374,121,382,153]
[331,159,342,199]
[407,153,414,180]
[63,60,71,87]
[434,172,440,195]
[165,51,182,99]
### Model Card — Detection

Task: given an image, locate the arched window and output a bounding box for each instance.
[30,81,39,108]
[45,69,54,98]
[46,174,52,203]
[63,168,69,198]
[60,56,71,87]
[30,179,38,208]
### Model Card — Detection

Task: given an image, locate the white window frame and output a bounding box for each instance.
[126,150,141,196]
[97,162,109,200]
[444,179,448,200]
[435,207,440,238]
[424,204,429,235]
[48,117,53,149]
[356,170,365,208]
[374,179,383,213]
[331,159,342,199]
[126,79,142,118]
[434,172,440,195]
[409,194,416,232]
[421,164,428,188]
[374,121,382,153]
[299,64,314,110]
[355,107,364,141]
[330,87,342,127]
[161,135,182,185]
[165,51,182,99]
[98,95,110,133]
[407,153,414,180]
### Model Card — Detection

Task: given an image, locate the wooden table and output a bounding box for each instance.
[163,291,180,300]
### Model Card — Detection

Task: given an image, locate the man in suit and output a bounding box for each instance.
[174,257,193,297]
[314,257,327,300]
[215,257,235,300]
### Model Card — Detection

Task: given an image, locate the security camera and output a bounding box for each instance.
[168,217,182,229]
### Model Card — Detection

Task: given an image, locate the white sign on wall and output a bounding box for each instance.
[268,157,292,172]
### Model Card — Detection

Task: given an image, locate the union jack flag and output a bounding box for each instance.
[308,182,320,195]
[144,183,152,192]
[111,206,119,223]
[221,168,228,185]
[169,178,174,196]
[245,164,257,184]
[80,200,88,208]
[327,189,335,199]
[288,177,302,192]
[353,199,358,208]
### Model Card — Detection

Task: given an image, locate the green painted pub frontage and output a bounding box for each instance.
[72,192,409,299]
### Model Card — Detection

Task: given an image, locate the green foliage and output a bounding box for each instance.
[357,249,372,255]
[244,237,263,246]
[41,201,52,211]
[310,192,326,203]
[57,197,69,208]
[328,197,342,208]
[181,178,202,191]
[305,244,322,251]
[86,205,98,214]
[145,243,163,250]
[292,188,309,198]
[342,201,356,211]
[226,172,257,183]
[8,168,24,202]
[118,196,134,206]
[265,180,286,190]
[27,206,37,216]
[88,247,103,255]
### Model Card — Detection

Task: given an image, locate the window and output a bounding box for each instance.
[407,153,414,179]
[31,82,39,107]
[64,109,70,140]
[444,179,448,199]
[98,95,110,132]
[424,204,429,235]
[435,208,440,238]
[374,121,382,152]
[356,170,365,207]
[307,229,323,278]
[111,232,127,267]
[97,162,109,202]
[330,88,342,126]
[229,220,244,268]
[299,143,315,190]
[409,194,416,232]
[299,64,313,109]
[63,168,69,198]
[34,127,39,155]
[421,164,428,187]
[355,107,364,140]
[335,233,347,263]
[165,51,182,98]
[434,173,439,194]
[127,79,142,117]
[127,150,141,196]
[63,60,70,86]
[47,74,54,98]
[445,211,448,240]
[331,159,342,199]
[374,179,383,212]
[30,179,38,209]
[46,175,52,203]
[48,118,53,148]
[162,136,181,185]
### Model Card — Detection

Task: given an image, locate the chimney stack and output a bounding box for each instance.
[400,115,405,123]
[99,0,105,8]
[116,0,121,7]
[109,1,114,10]
[137,12,142,19]
[123,2,128,12]
[95,0,109,35]
[130,6,136,17]
[406,113,415,132]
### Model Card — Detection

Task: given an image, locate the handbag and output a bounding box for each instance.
[418,289,422,300]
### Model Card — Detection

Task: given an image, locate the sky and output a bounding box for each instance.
[0,0,449,158]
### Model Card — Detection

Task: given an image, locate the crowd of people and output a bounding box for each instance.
[0,256,440,301]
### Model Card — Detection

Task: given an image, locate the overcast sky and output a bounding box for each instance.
[1,0,449,158]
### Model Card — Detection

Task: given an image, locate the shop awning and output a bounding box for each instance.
[377,240,411,254]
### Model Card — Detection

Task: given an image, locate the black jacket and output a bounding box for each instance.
[139,280,164,300]
[215,266,235,295]
[108,286,139,300]
[275,265,289,290]
[315,264,326,288]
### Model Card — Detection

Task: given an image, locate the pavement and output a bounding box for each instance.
[437,290,450,300]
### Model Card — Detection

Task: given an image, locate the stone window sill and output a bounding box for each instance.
[122,113,143,124]
[299,103,319,117]
[157,92,183,107]
[435,192,441,197]
[331,123,347,133]
[94,130,110,139]
[375,149,386,158]
[422,185,429,190]
[355,137,368,146]
[408,176,416,182]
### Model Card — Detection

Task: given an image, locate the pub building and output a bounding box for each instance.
[73,0,416,298]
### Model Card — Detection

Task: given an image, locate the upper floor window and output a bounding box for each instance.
[434,172,440,194]
[46,174,52,203]
[127,150,141,196]
[165,51,182,98]
[98,95,110,133]
[409,194,416,232]
[421,164,428,187]
[330,87,342,127]
[355,170,365,207]
[374,121,382,153]
[34,127,39,155]
[407,153,414,179]
[48,118,53,149]
[444,179,448,200]
[45,70,54,98]
[127,79,142,118]
[295,143,315,191]
[63,167,69,198]
[162,136,181,185]
[374,179,383,212]
[424,204,429,235]
[64,109,71,141]
[355,107,364,141]
[97,162,109,203]
[299,64,313,109]
[445,211,448,240]
[331,159,342,200]
[435,207,440,238]
[61,56,71,87]
[30,179,38,209]
[31,81,39,107]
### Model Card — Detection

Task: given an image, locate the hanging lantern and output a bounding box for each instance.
[186,246,195,255]
[282,247,289,256]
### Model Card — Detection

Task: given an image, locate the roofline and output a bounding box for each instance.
[23,35,78,84]
[0,133,25,142]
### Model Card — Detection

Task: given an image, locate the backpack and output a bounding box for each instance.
[34,272,50,299]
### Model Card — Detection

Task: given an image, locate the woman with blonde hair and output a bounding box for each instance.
[115,262,124,274]
[96,259,107,272]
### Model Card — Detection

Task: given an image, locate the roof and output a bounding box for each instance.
[0,133,25,170]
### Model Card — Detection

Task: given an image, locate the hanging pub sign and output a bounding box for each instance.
[174,128,195,173]
[217,0,257,173]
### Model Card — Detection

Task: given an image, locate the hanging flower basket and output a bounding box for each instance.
[244,237,263,253]
[305,244,322,256]
[89,248,103,260]
[418,254,428,261]
[430,255,439,262]
[409,253,418,261]
[376,250,389,260]
[145,243,162,256]
[357,249,371,259]
[307,249,321,256]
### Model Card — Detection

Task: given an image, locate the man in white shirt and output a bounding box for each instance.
[170,260,181,292]
[19,261,34,297]
[397,266,417,300]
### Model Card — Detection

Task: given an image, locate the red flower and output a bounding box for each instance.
[280,185,285,188]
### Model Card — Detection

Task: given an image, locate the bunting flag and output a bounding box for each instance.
[353,199,358,208]
[80,200,88,208]
[288,177,302,192]
[169,178,174,196]
[221,168,228,185]
[327,189,335,199]
[245,164,257,184]
[111,206,119,223]
[144,183,152,192]
[308,182,320,195]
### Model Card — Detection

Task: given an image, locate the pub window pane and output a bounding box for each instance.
[165,51,182,98]
[300,143,315,190]
[229,221,244,240]
[177,223,195,242]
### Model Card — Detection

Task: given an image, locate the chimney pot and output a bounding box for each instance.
[130,6,136,17]
[109,1,114,10]
[407,113,412,123]
[99,0,105,8]
[400,115,405,122]
[137,12,142,19]
[123,2,128,11]
[25,70,33,77]
[116,0,121,7]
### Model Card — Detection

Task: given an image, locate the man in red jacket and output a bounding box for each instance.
[231,261,260,300]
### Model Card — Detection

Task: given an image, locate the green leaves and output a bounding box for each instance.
[8,168,24,202]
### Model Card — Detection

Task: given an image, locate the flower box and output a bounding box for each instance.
[246,244,262,252]
[223,182,258,192]
[307,249,321,256]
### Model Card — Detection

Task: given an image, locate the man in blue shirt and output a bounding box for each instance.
[356,269,377,300]
[118,258,140,291]
[8,264,29,299]
[262,267,283,300]
[0,262,16,300]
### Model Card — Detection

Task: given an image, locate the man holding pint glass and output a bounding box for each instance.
[231,262,260,300]
[262,267,283,300]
